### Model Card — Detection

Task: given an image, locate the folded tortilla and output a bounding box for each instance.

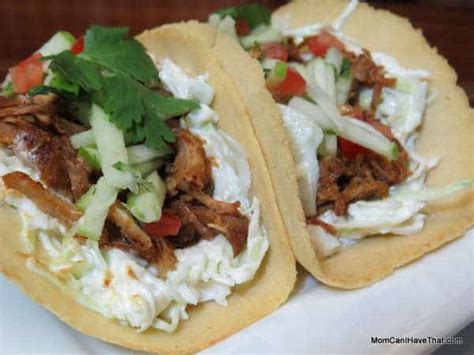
[0,25,296,353]
[202,0,473,288]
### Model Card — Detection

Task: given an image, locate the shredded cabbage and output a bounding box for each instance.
[278,104,323,216]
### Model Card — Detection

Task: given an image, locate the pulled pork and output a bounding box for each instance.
[346,49,396,111]
[163,129,250,256]
[2,171,82,228]
[0,94,92,200]
[316,148,410,216]
[165,129,211,196]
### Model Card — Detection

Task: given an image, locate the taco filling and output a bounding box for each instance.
[0,26,268,332]
[210,1,472,258]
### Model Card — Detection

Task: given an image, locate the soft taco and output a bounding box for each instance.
[208,0,474,288]
[0,25,296,352]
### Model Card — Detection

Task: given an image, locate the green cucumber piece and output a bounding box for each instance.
[131,159,163,177]
[336,72,352,105]
[126,171,166,223]
[75,185,97,211]
[90,104,137,192]
[70,130,95,149]
[38,31,75,56]
[127,144,170,165]
[75,177,118,240]
[78,146,101,170]
[318,133,337,157]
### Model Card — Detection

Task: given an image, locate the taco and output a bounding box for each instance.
[208,0,474,288]
[0,25,296,353]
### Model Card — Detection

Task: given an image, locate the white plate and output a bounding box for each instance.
[1,229,473,354]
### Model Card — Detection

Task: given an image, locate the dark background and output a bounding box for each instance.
[0,0,472,353]
[0,0,473,104]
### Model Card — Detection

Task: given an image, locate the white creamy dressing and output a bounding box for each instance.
[271,1,434,253]
[0,60,268,332]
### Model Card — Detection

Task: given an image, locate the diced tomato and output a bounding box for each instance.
[235,19,250,37]
[306,31,345,57]
[71,36,84,55]
[268,67,306,97]
[8,53,44,94]
[338,138,370,159]
[144,213,181,238]
[261,42,288,62]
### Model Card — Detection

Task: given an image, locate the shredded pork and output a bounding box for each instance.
[163,129,250,256]
[0,95,92,200]
[2,171,82,228]
[317,148,410,216]
[165,129,211,195]
[346,49,396,111]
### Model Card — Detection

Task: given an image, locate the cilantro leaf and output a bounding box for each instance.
[98,73,199,146]
[28,85,58,96]
[340,58,352,77]
[47,50,103,91]
[144,105,175,150]
[28,72,79,99]
[147,94,200,121]
[81,25,157,82]
[48,71,80,96]
[215,3,271,30]
[99,74,145,130]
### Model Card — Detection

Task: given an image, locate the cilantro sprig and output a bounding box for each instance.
[43,26,199,150]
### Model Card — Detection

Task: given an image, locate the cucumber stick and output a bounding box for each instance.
[127,144,169,164]
[75,185,97,211]
[132,159,164,176]
[127,172,166,223]
[90,104,137,191]
[336,73,352,105]
[78,146,101,170]
[318,133,337,157]
[309,58,336,101]
[38,31,75,56]
[298,84,399,160]
[75,178,118,240]
[72,136,166,172]
[70,130,95,149]
[288,97,336,131]
[325,48,343,73]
